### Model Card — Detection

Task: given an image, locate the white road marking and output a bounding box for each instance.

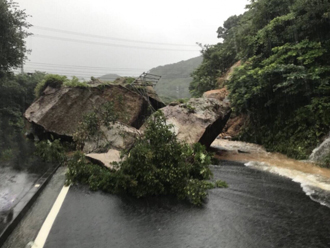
[32,185,70,248]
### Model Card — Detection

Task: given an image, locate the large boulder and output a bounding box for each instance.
[309,137,330,162]
[203,88,229,102]
[83,122,141,153]
[86,149,121,170]
[24,84,162,138]
[83,123,141,169]
[156,98,231,147]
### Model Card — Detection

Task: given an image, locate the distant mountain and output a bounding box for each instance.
[98,73,121,81]
[149,56,203,101]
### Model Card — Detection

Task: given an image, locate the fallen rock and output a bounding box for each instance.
[219,115,247,139]
[309,136,330,162]
[24,84,162,138]
[85,149,121,169]
[155,98,231,147]
[83,122,141,153]
[203,88,229,102]
[216,60,241,86]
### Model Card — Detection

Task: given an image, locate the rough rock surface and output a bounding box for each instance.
[219,115,247,139]
[309,136,330,162]
[83,122,141,153]
[203,88,229,102]
[217,60,241,86]
[24,84,159,137]
[85,149,121,169]
[157,98,231,147]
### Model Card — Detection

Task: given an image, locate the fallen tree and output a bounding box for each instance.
[65,111,227,206]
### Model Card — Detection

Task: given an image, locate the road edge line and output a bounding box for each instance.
[32,185,70,248]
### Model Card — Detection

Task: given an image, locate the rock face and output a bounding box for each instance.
[309,136,330,162]
[158,98,231,147]
[203,88,229,102]
[86,149,121,170]
[24,82,232,168]
[217,60,241,86]
[83,122,141,153]
[24,84,162,138]
[24,83,166,169]
[219,115,247,139]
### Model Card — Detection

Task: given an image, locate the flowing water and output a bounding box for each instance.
[212,139,330,209]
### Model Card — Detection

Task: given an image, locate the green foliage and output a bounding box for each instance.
[180,103,196,113]
[0,149,13,162]
[215,180,228,188]
[34,75,90,98]
[124,77,136,84]
[73,102,118,150]
[0,72,46,118]
[177,98,189,104]
[0,72,46,163]
[191,0,330,158]
[63,76,89,88]
[34,74,66,98]
[34,139,66,163]
[0,0,31,73]
[190,43,237,97]
[66,112,225,206]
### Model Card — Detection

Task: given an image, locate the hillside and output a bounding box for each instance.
[190,0,330,160]
[98,73,121,81]
[149,56,203,101]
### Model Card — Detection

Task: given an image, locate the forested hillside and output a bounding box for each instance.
[190,0,330,159]
[150,56,202,102]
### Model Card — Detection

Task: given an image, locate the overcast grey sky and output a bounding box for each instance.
[16,0,248,79]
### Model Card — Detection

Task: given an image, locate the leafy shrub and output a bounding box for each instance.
[0,149,13,162]
[63,76,89,88]
[34,139,66,163]
[66,111,227,206]
[178,98,189,104]
[181,103,196,113]
[73,102,118,150]
[34,74,66,98]
[124,77,136,84]
[215,180,228,188]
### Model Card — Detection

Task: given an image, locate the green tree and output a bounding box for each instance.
[0,72,46,165]
[0,0,31,74]
[66,111,227,206]
[190,0,330,158]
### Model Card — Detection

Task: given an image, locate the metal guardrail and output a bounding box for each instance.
[131,72,161,86]
[129,72,161,112]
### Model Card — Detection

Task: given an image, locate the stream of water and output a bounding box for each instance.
[212,139,330,210]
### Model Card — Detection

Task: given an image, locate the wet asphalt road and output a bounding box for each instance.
[43,161,330,248]
[1,167,67,248]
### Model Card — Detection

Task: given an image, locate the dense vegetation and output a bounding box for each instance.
[66,111,227,206]
[190,0,330,159]
[150,56,203,102]
[0,71,47,163]
[0,0,31,73]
